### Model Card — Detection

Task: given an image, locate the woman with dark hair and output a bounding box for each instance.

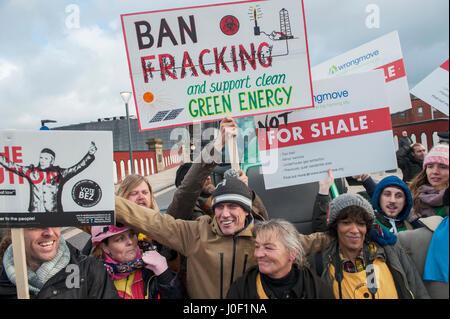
[310,193,429,299]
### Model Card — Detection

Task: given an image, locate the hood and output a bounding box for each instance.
[371,176,412,221]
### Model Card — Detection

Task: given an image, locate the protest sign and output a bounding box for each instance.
[312,31,411,114]
[121,0,314,131]
[0,130,114,228]
[11,228,29,299]
[255,70,397,189]
[411,59,449,116]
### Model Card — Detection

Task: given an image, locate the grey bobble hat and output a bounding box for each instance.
[212,178,252,212]
[328,193,375,225]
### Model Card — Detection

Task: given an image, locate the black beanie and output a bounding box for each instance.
[175,162,192,188]
[211,178,252,212]
[40,148,55,158]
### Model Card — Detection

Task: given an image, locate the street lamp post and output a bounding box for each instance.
[120,91,134,175]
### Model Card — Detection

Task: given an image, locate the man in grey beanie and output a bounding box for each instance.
[211,178,253,236]
[310,193,429,299]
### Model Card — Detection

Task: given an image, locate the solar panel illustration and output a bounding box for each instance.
[148,108,184,123]
[149,111,170,123]
[163,108,184,121]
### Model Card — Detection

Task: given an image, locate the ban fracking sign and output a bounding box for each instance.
[254,70,397,189]
[121,0,314,131]
[0,130,114,228]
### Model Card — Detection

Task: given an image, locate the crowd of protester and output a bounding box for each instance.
[0,118,447,300]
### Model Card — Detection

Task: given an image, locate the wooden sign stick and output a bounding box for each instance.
[11,228,30,299]
[225,128,240,171]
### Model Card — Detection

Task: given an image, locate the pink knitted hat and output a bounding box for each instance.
[423,144,449,168]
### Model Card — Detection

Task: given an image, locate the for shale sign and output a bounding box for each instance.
[121,0,314,131]
[0,130,114,228]
[255,70,397,189]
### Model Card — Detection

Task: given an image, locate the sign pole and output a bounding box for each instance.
[11,228,30,299]
[226,128,240,171]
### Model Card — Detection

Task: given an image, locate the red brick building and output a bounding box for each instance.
[391,95,448,151]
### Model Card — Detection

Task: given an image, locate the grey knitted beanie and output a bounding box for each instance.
[328,193,375,225]
[212,178,252,212]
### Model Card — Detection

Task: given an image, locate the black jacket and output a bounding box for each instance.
[226,265,334,299]
[396,145,423,182]
[141,268,187,299]
[0,244,119,299]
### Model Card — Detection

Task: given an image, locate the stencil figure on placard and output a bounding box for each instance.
[0,142,97,213]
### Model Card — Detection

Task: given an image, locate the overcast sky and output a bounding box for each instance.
[0,0,448,130]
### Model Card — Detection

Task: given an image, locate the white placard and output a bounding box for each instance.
[255,70,397,189]
[312,31,411,114]
[411,59,449,116]
[121,0,314,131]
[0,130,114,228]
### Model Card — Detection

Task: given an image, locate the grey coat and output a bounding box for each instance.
[398,216,449,299]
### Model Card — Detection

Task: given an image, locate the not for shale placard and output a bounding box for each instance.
[121,0,314,131]
[254,70,397,189]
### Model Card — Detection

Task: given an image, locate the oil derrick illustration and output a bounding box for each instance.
[279,8,294,40]
[250,6,295,41]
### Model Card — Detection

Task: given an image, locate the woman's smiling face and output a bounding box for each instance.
[254,231,294,279]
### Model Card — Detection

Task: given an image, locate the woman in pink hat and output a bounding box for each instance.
[408,144,449,226]
[91,225,186,299]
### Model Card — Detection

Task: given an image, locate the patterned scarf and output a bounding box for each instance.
[339,242,377,273]
[103,249,145,281]
[197,196,212,214]
[3,237,71,294]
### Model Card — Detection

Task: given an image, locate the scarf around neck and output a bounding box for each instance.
[375,211,404,234]
[103,248,145,281]
[409,185,446,221]
[3,237,71,294]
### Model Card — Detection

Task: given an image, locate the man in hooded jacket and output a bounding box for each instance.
[313,173,413,234]
[370,175,413,233]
